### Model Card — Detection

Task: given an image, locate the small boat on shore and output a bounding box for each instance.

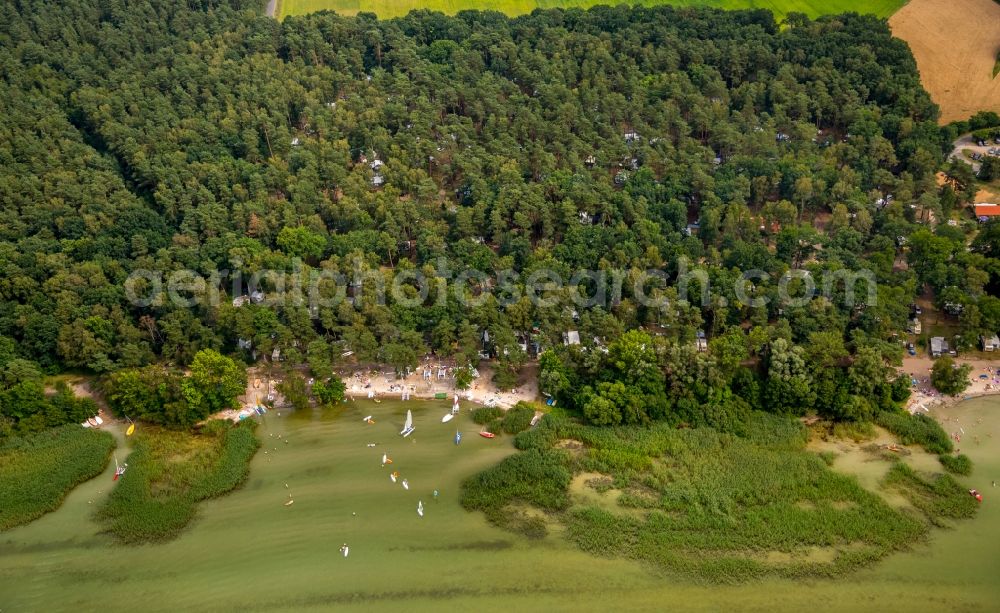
[113,454,128,481]
[479,431,495,439]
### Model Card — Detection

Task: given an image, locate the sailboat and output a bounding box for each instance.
[441,412,454,423]
[390,471,399,483]
[382,453,392,466]
[454,431,462,445]
[417,500,424,517]
[113,454,128,481]
[451,396,460,415]
[401,479,409,490]
[400,409,415,437]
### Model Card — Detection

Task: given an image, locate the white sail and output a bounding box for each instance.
[400,409,414,436]
[417,500,424,517]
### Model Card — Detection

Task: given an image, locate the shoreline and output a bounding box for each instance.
[899,357,1000,415]
[222,360,540,422]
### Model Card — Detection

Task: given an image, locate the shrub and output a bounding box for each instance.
[875,411,953,455]
[460,448,572,523]
[939,454,973,476]
[500,403,535,434]
[472,406,503,425]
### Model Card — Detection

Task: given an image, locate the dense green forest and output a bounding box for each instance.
[2,0,999,432]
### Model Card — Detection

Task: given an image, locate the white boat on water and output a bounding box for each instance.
[452,397,460,414]
[362,415,373,422]
[402,479,409,490]
[341,544,349,557]
[417,500,424,517]
[400,409,415,437]
[441,413,454,423]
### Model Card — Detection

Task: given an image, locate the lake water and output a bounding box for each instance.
[1,397,998,612]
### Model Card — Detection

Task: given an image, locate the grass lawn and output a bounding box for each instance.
[278,0,907,21]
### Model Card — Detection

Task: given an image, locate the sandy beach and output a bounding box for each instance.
[223,359,540,421]
[899,356,1000,416]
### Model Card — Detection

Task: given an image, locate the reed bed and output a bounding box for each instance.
[462,412,976,581]
[0,426,114,530]
[97,420,258,543]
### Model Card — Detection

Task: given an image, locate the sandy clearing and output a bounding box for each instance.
[899,356,1000,415]
[890,0,1000,124]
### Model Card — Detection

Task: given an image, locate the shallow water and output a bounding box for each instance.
[1,398,998,612]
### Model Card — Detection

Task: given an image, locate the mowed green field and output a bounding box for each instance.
[277,0,907,21]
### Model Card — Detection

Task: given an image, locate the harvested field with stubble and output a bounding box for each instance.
[890,0,1000,124]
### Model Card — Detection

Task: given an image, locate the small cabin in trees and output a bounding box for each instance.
[695,330,708,352]
[930,337,952,358]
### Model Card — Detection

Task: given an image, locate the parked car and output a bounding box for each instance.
[907,342,916,356]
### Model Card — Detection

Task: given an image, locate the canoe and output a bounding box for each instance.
[284,499,294,507]
[479,432,495,439]
[441,413,454,423]
[126,423,136,436]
